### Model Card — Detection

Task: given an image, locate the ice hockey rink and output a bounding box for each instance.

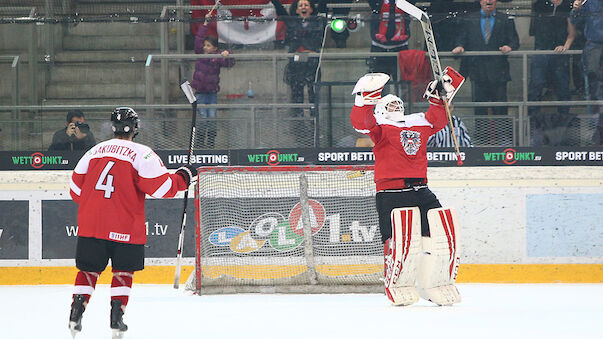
[1,283,601,339]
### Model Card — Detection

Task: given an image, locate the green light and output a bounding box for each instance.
[330,19,346,33]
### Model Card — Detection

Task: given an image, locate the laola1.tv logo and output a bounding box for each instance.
[208,199,379,253]
[208,199,325,253]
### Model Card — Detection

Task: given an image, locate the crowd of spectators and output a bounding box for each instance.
[183,0,602,148]
[37,1,601,150]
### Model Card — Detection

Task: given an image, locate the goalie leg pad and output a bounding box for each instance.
[384,207,422,306]
[417,207,461,306]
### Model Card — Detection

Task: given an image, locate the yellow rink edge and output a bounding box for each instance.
[0,264,601,285]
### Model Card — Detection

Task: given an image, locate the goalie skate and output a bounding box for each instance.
[417,207,461,306]
[384,207,422,306]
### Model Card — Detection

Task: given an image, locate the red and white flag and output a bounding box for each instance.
[191,0,291,44]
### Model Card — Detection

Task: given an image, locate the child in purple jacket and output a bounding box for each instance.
[192,23,235,149]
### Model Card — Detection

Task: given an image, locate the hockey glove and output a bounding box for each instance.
[423,67,465,106]
[176,165,198,186]
[352,73,390,106]
[424,79,446,106]
[441,66,465,101]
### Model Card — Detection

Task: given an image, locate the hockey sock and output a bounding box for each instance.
[73,271,101,304]
[111,270,134,310]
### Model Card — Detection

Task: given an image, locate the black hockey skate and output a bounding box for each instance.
[69,294,86,338]
[110,300,128,338]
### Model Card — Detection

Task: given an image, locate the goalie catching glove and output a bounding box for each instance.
[423,66,465,106]
[176,165,198,186]
[352,73,391,106]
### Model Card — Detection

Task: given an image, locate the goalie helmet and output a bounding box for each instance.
[374,94,405,122]
[111,107,139,136]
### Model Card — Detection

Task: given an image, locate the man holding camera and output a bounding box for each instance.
[49,110,96,151]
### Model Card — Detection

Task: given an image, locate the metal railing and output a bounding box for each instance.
[0,103,318,150]
[0,6,36,18]
[0,7,38,104]
[0,102,598,150]
[2,107,596,150]
[0,56,19,107]
[0,44,601,149]
[145,49,602,146]
[0,55,20,148]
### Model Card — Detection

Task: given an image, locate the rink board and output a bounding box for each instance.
[0,264,602,285]
[0,167,601,285]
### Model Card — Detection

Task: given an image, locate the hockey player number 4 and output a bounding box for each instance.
[95,161,116,199]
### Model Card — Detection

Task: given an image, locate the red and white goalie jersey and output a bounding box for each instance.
[70,139,188,244]
[350,104,447,191]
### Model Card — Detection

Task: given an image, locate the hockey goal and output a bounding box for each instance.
[185,165,384,294]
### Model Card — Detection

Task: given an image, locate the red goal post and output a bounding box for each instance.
[187,165,384,294]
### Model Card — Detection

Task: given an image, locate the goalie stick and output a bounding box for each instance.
[173,81,197,289]
[395,0,464,166]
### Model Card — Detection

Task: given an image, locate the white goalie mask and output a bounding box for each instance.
[374,94,405,122]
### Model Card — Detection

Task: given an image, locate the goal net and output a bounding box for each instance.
[185,165,384,294]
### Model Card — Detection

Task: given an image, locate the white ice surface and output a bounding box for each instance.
[1,284,601,339]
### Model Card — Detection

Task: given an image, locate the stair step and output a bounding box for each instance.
[63,35,160,50]
[66,22,161,36]
[48,62,178,84]
[0,96,13,105]
[76,0,175,3]
[72,3,168,16]
[44,82,181,100]
[46,83,146,99]
[53,50,154,63]
[50,64,147,83]
[41,98,148,106]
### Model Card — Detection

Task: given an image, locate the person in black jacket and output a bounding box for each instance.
[529,0,575,146]
[49,110,96,151]
[367,0,412,81]
[271,0,326,145]
[452,0,520,116]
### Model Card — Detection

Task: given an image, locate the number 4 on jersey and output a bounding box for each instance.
[95,161,116,198]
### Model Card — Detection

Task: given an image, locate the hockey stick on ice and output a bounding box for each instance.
[173,81,197,289]
[395,0,463,165]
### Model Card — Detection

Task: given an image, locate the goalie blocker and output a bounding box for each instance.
[384,207,461,306]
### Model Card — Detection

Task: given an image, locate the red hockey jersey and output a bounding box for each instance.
[350,103,447,191]
[70,139,188,245]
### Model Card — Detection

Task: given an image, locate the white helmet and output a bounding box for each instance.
[374,94,405,122]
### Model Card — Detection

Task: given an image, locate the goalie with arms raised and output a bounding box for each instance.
[350,69,463,306]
